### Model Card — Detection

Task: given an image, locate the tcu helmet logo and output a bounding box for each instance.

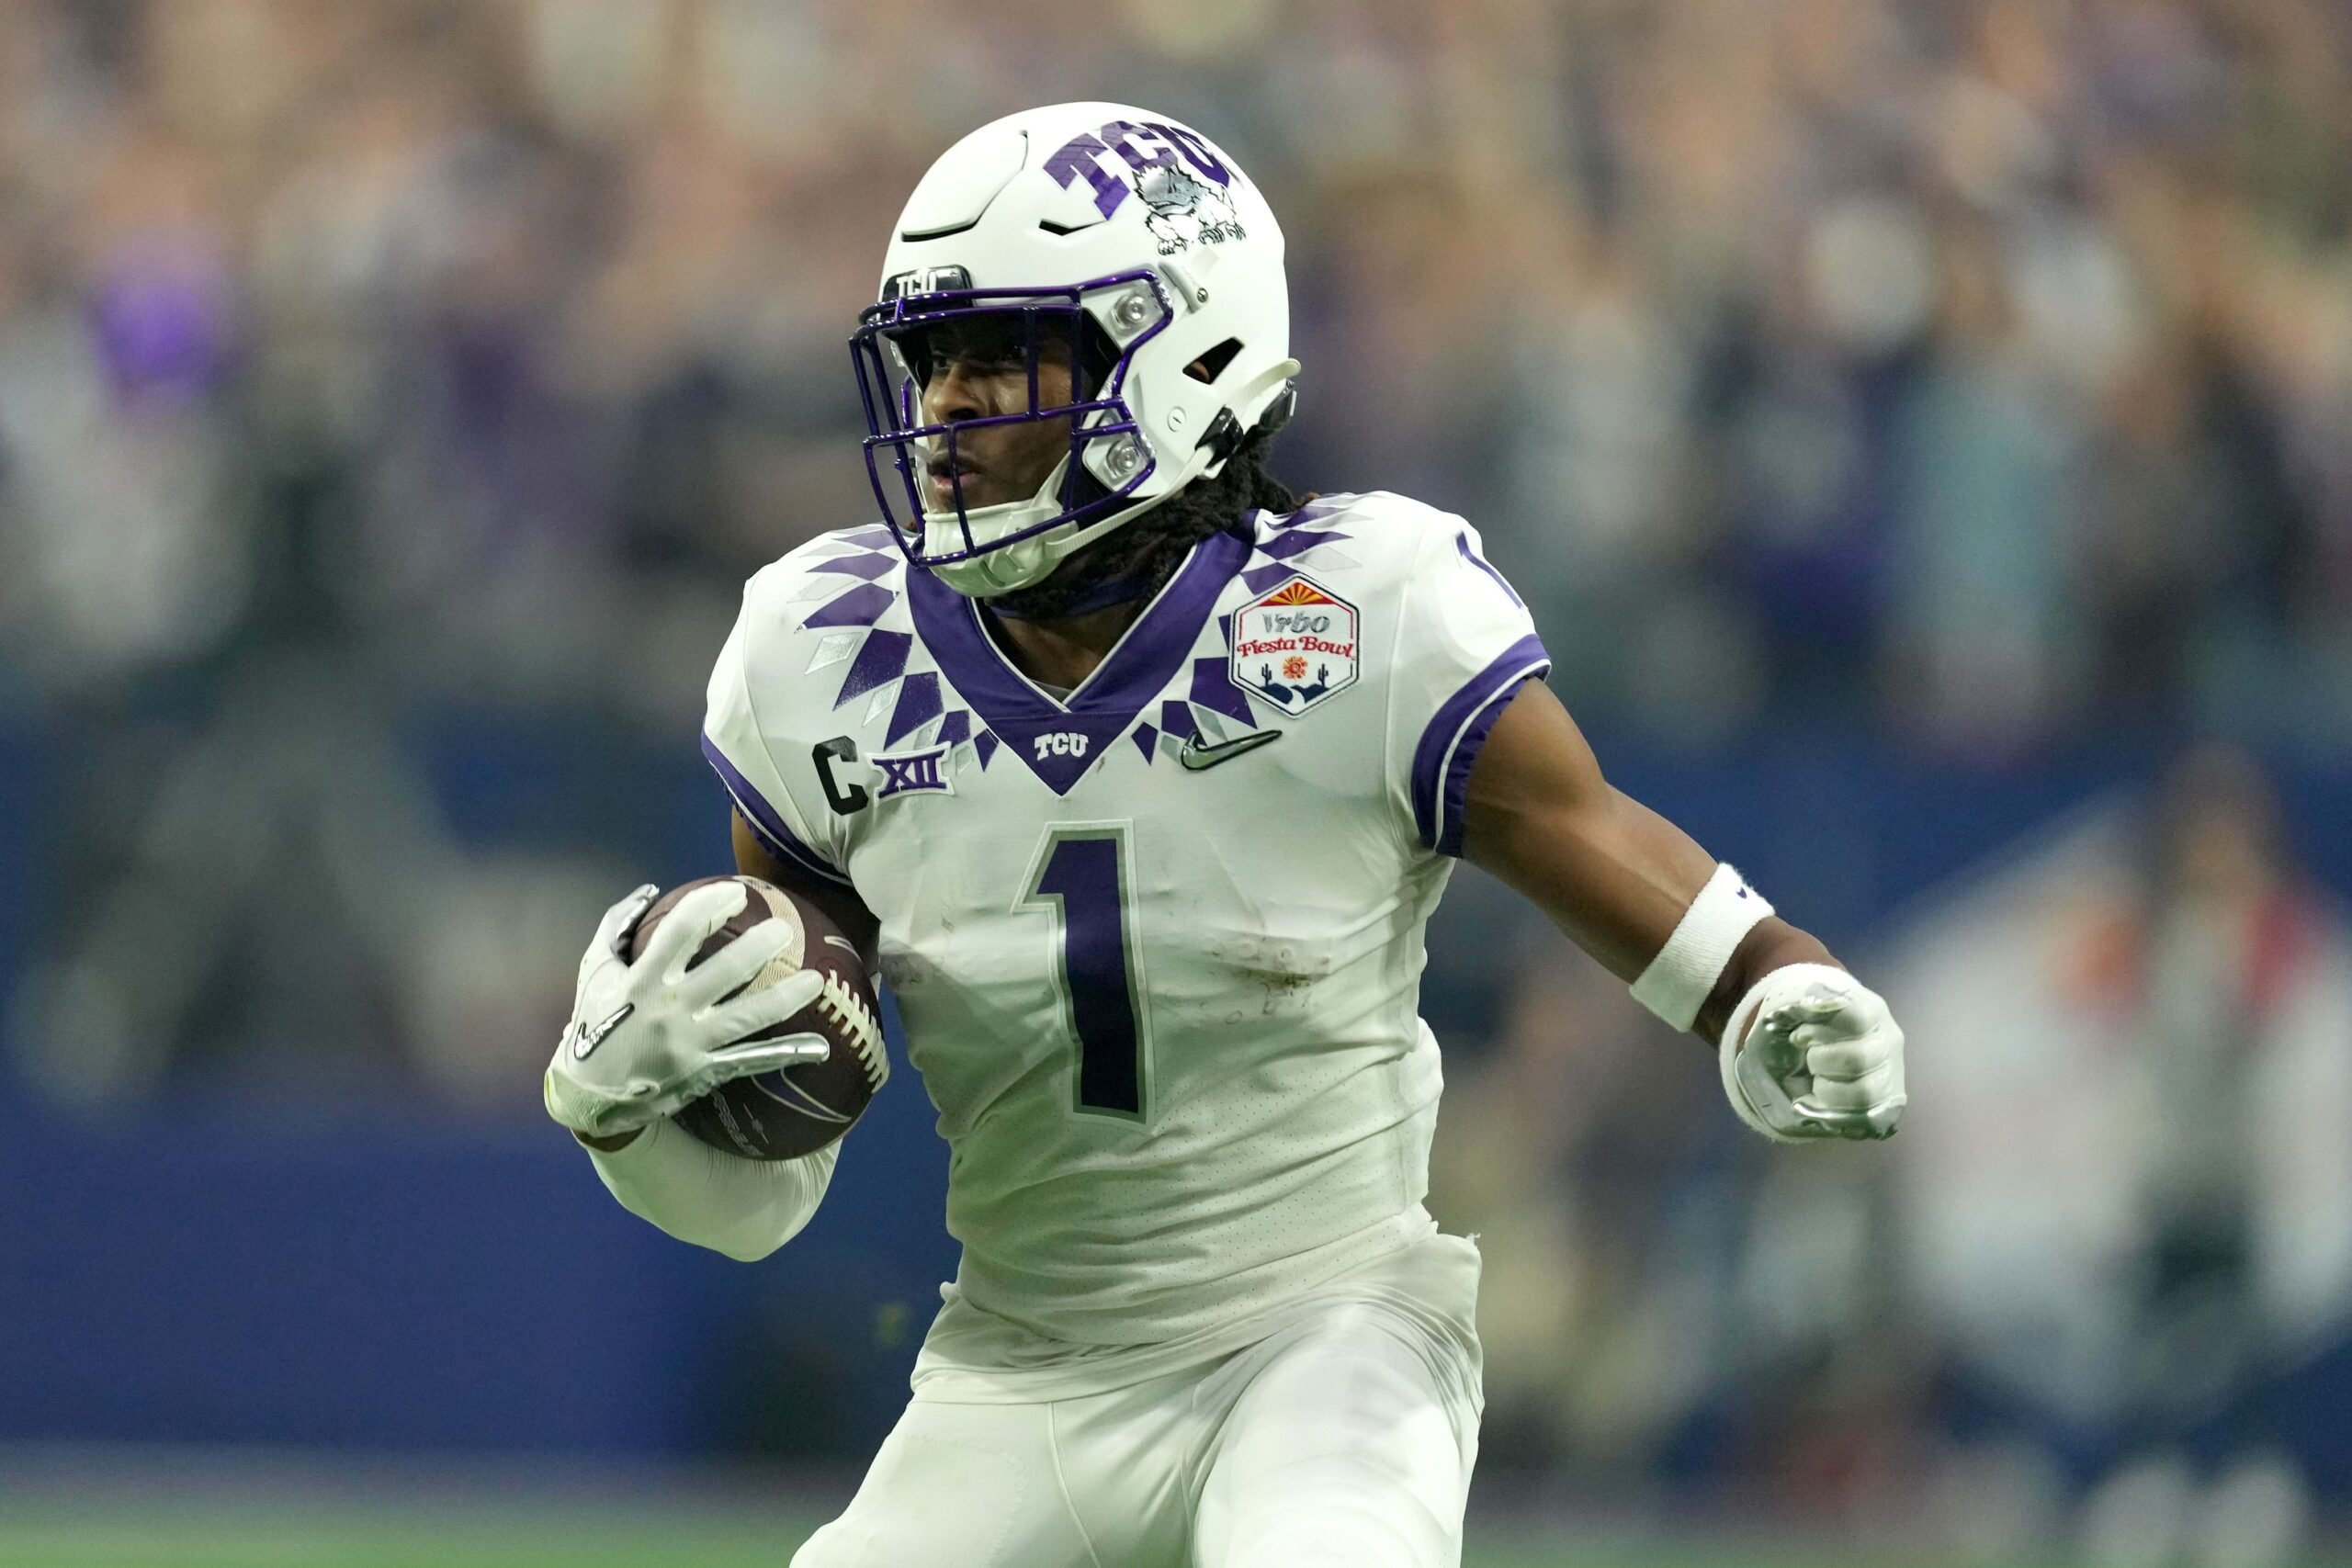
[881,265,973,301]
[1232,576,1360,716]
[1034,731,1091,761]
[1042,119,1247,254]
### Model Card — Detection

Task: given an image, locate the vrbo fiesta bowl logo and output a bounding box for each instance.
[1232,577,1359,716]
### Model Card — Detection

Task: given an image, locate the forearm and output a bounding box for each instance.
[1459,682,1902,1140]
[1472,778,1828,1041]
[1459,687,1844,1048]
[582,1117,838,1261]
[1473,783,1720,985]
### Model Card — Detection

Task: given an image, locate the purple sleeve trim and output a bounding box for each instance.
[1408,634,1550,856]
[700,732,854,889]
[1433,671,1547,857]
[1454,531,1526,608]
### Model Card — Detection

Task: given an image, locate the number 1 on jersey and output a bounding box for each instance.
[1023,826,1152,1122]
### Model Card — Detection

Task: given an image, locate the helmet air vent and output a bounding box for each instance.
[899,218,982,242]
[1185,337,1245,384]
[894,127,1027,244]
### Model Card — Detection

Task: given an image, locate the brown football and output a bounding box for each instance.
[623,874,886,1160]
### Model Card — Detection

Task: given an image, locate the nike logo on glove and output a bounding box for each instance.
[571,1003,635,1060]
[1179,730,1282,772]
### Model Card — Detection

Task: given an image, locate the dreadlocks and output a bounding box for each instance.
[990,434,1304,623]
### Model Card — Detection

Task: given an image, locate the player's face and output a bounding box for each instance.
[915,317,1077,512]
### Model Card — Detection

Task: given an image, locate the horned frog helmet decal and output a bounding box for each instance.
[1136,164,1246,254]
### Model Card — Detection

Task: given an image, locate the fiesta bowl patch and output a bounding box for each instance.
[1231,576,1359,716]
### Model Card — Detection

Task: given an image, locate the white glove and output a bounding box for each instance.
[1720,963,1905,1143]
[544,881,830,1139]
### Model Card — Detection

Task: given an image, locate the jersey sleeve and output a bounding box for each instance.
[1385,516,1551,858]
[703,590,857,891]
[586,1118,839,1262]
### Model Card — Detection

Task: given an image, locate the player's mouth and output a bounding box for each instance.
[926,457,987,509]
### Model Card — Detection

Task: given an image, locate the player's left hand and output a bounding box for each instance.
[1720,963,1905,1144]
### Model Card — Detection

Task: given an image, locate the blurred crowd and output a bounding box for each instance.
[0,0,2347,744]
[5,0,2349,1069]
[1431,747,2352,1560]
[3,1,2350,1550]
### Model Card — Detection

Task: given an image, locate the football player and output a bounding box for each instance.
[544,103,1906,1567]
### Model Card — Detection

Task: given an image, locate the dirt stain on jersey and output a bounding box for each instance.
[1212,936,1324,1016]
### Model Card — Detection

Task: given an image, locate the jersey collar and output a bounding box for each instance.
[906,527,1250,795]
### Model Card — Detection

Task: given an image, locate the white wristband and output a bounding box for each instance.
[1629,863,1773,1032]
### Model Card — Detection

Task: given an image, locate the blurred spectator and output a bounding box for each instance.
[1890,747,2352,1558]
[1429,938,1733,1485]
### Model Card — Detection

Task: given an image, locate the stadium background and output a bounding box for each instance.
[2,0,2350,1562]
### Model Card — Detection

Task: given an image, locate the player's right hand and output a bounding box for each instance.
[543,882,830,1139]
[1720,963,1906,1144]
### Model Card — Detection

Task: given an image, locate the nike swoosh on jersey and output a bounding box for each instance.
[1178,729,1283,772]
[572,1003,635,1060]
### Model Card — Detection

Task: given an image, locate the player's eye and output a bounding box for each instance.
[923,353,1009,390]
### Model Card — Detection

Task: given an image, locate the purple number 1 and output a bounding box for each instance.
[1026,829,1149,1121]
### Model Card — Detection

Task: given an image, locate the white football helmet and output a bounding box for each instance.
[851,103,1299,598]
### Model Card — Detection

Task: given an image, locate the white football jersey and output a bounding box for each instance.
[704,491,1547,1348]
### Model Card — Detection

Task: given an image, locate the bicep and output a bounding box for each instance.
[1457,682,1717,984]
[731,812,881,972]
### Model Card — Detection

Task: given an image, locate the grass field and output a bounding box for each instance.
[0,1516,2130,1568]
[0,1508,2296,1568]
[0,1504,2042,1568]
[0,1459,2337,1568]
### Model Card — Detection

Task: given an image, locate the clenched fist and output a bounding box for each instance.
[1720,963,1906,1143]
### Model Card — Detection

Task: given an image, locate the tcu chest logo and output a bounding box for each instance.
[1034,731,1091,761]
[1231,576,1360,716]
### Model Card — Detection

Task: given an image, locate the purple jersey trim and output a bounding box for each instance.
[1409,634,1551,856]
[1258,527,1351,562]
[834,629,914,708]
[1238,561,1297,596]
[701,732,854,889]
[803,582,896,629]
[904,527,1250,795]
[810,552,898,581]
[885,671,944,747]
[1269,494,1355,530]
[1453,531,1526,608]
[1188,654,1255,726]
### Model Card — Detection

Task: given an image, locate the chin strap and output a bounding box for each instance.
[1195,360,1302,467]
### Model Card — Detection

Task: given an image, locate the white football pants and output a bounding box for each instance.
[791,1264,1483,1566]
